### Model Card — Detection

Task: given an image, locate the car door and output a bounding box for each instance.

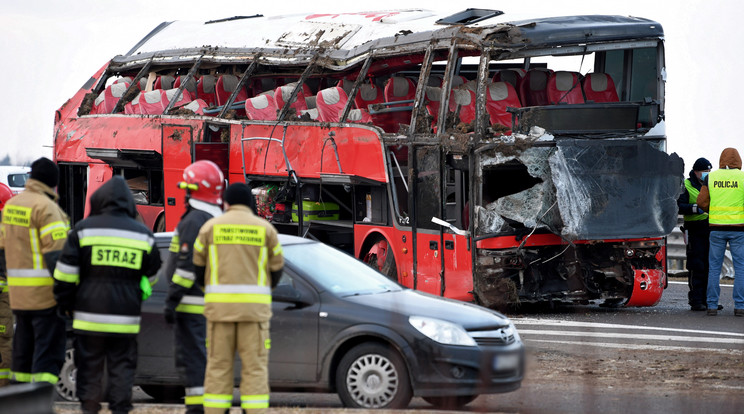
[269,268,320,384]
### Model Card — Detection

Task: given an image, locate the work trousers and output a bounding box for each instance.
[175,312,207,414]
[686,228,710,307]
[11,307,65,384]
[75,334,138,414]
[707,230,744,310]
[204,320,270,414]
[0,291,12,386]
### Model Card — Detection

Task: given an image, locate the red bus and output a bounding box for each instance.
[54,9,682,308]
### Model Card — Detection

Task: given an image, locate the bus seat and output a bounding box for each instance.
[197,75,217,106]
[518,68,551,106]
[582,72,620,103]
[424,86,442,122]
[462,80,478,92]
[245,94,278,121]
[384,77,416,106]
[274,84,308,116]
[154,75,175,90]
[451,75,468,89]
[336,78,354,97]
[547,71,585,104]
[305,95,317,109]
[183,99,208,115]
[354,83,384,110]
[301,108,319,120]
[216,75,248,106]
[485,81,521,130]
[316,87,348,122]
[173,76,197,95]
[427,74,444,87]
[448,88,476,124]
[492,69,525,90]
[139,90,167,114]
[164,88,193,109]
[114,77,132,86]
[137,78,148,90]
[92,81,129,114]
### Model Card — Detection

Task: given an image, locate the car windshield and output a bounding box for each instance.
[284,243,402,296]
[8,173,28,188]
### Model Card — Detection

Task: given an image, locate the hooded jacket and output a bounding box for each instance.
[698,148,744,229]
[53,177,161,336]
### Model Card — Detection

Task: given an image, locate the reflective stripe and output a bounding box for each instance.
[205,285,271,294]
[0,368,9,379]
[176,295,205,314]
[209,244,218,286]
[73,311,141,334]
[184,395,203,405]
[185,386,204,396]
[78,228,154,253]
[203,393,232,408]
[40,220,69,239]
[257,247,267,286]
[10,371,31,383]
[29,228,42,269]
[272,243,283,256]
[194,238,205,253]
[181,295,205,305]
[7,268,52,286]
[683,179,708,222]
[172,275,195,289]
[241,394,270,409]
[31,372,59,384]
[205,285,272,303]
[169,233,180,253]
[53,261,80,284]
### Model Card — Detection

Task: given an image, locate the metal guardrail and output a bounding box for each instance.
[667,225,734,279]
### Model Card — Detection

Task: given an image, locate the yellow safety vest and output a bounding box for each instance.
[708,169,744,225]
[683,179,708,222]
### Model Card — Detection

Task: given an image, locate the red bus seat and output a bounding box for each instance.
[582,73,620,103]
[384,77,416,106]
[92,81,129,114]
[448,88,476,124]
[547,71,585,104]
[485,81,521,130]
[164,88,193,109]
[424,86,442,123]
[154,75,175,90]
[245,94,278,121]
[317,87,371,123]
[427,74,444,87]
[518,69,551,106]
[138,90,167,114]
[354,83,384,110]
[173,76,197,96]
[197,75,217,106]
[492,69,525,90]
[451,75,468,89]
[274,84,308,116]
[182,99,208,115]
[216,75,248,107]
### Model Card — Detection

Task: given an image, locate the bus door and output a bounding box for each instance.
[194,122,230,179]
[412,145,443,295]
[441,163,474,301]
[162,124,194,230]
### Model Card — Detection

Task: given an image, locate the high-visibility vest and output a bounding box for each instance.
[683,179,708,222]
[708,169,744,225]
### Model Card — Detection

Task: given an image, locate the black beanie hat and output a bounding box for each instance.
[30,157,59,188]
[224,183,254,207]
[692,157,712,172]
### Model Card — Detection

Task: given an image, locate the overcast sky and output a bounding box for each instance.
[1,0,738,172]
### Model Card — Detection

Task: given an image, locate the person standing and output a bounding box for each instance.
[677,157,713,311]
[53,176,161,414]
[193,183,283,414]
[163,160,225,414]
[697,148,744,316]
[0,182,15,386]
[0,157,69,385]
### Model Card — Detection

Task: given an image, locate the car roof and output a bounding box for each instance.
[154,231,314,247]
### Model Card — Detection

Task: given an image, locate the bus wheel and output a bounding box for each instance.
[363,238,397,281]
[154,214,165,233]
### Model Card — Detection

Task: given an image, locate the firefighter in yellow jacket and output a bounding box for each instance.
[0,182,15,386]
[0,157,69,384]
[193,183,283,414]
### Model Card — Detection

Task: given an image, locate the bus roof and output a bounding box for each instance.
[112,9,663,71]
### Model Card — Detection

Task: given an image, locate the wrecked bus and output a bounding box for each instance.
[54,9,683,308]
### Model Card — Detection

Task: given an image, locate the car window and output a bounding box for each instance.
[7,173,28,188]
[284,243,402,296]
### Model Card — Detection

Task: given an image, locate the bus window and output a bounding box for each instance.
[387,145,410,225]
[414,146,441,230]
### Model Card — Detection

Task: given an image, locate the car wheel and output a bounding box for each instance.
[56,347,78,401]
[423,394,478,409]
[336,343,412,409]
[140,384,185,403]
[363,238,397,281]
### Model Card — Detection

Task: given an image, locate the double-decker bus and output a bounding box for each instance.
[54,9,683,309]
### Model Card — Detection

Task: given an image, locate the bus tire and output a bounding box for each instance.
[154,214,165,233]
[363,237,397,282]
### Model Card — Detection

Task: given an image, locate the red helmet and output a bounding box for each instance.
[0,183,13,211]
[178,160,224,205]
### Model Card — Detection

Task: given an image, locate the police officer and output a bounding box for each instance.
[677,157,712,311]
[698,148,744,316]
[0,157,69,385]
[53,176,161,414]
[0,182,15,386]
[163,160,225,414]
[193,183,283,414]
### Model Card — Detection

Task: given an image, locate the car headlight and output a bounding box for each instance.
[408,316,477,346]
[504,321,521,342]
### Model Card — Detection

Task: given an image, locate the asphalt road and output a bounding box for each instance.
[54,279,744,413]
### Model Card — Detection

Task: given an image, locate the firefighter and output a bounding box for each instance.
[163,160,225,414]
[53,176,161,414]
[193,183,283,414]
[0,182,15,386]
[0,157,69,385]
[677,157,712,311]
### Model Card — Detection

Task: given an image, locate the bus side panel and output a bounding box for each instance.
[415,229,442,296]
[85,163,113,217]
[442,233,474,302]
[162,125,194,231]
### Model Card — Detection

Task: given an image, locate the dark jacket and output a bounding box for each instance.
[53,177,161,336]
[677,170,708,233]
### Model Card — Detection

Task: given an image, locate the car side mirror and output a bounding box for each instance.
[273,284,312,307]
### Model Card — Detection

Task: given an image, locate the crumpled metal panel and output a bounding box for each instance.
[549,138,683,240]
